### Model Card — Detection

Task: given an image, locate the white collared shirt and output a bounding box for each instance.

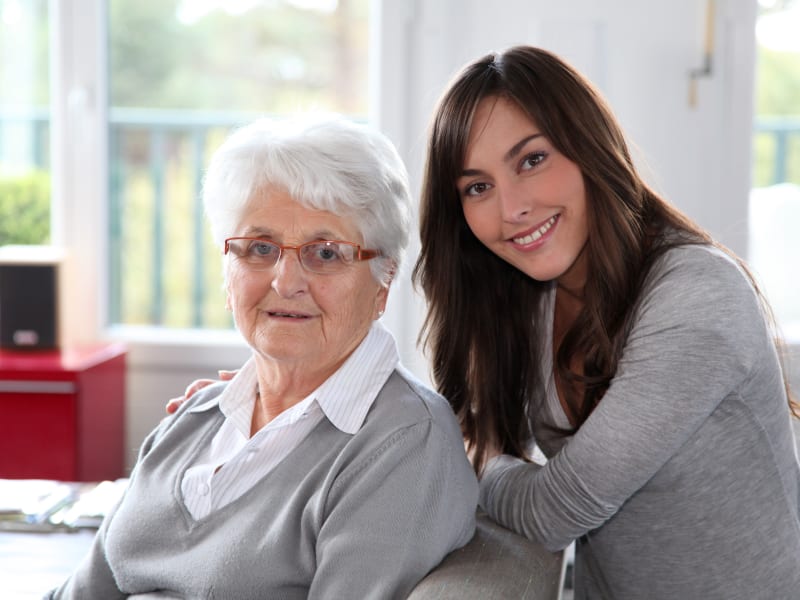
[181,321,400,520]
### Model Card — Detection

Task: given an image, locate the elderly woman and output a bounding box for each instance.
[48,115,478,600]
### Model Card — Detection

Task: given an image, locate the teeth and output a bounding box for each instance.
[273,312,305,318]
[513,216,557,244]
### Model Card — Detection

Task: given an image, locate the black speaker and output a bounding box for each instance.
[0,246,60,349]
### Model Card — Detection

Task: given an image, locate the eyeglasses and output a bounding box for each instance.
[224,237,382,275]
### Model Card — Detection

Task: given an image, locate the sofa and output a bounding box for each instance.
[408,511,566,599]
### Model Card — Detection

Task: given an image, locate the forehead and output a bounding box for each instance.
[466,96,540,155]
[239,186,362,241]
[468,96,539,146]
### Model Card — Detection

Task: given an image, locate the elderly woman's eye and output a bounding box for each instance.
[249,241,277,257]
[315,244,343,262]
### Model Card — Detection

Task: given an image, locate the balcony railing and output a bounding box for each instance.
[1,110,799,329]
[753,116,800,185]
[106,108,259,329]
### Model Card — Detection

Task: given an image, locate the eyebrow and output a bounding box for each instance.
[460,133,544,178]
[241,226,344,240]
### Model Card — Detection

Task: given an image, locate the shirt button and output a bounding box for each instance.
[198,482,210,495]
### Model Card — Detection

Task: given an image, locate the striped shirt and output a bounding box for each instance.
[181,321,399,520]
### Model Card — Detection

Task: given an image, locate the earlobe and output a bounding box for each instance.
[375,284,389,320]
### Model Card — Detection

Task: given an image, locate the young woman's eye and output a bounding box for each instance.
[464,181,492,197]
[520,152,547,171]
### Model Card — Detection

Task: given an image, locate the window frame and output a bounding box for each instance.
[49,0,800,389]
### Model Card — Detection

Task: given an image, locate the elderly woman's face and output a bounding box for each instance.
[226,187,388,378]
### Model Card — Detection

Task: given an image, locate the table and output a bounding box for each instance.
[0,529,96,599]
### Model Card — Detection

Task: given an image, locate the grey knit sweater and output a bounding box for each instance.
[48,367,478,600]
[481,244,800,599]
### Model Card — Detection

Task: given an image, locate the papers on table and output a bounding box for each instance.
[0,478,127,532]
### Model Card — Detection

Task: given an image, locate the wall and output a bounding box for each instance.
[117,0,765,471]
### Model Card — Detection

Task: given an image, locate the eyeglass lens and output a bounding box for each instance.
[226,239,360,274]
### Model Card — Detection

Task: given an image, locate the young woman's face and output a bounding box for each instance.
[457,96,589,289]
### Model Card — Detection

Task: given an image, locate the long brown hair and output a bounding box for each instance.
[412,45,798,473]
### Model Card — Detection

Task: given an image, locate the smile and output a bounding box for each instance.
[268,311,310,319]
[512,215,558,245]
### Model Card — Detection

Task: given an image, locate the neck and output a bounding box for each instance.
[249,361,323,436]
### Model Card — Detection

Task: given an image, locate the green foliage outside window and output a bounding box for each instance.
[0,171,50,246]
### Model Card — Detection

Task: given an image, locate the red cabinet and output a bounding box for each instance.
[0,343,126,481]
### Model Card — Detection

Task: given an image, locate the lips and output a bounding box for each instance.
[267,311,311,319]
[511,214,559,245]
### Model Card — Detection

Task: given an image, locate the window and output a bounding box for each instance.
[0,0,50,247]
[751,0,800,340]
[107,0,370,329]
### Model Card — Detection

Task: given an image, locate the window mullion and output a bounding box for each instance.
[49,0,109,344]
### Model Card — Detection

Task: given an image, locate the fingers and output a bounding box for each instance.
[184,378,216,399]
[166,397,183,415]
[165,370,241,415]
[164,378,215,415]
[218,370,237,381]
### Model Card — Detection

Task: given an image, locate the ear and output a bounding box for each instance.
[374,278,391,320]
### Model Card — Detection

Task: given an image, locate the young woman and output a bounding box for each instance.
[413,45,800,598]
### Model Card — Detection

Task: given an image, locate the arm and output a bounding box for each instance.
[481,247,767,550]
[309,419,478,600]
[45,515,126,600]
[47,417,176,599]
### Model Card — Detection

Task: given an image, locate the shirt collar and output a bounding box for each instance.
[188,359,259,436]
[314,321,399,434]
[188,321,399,435]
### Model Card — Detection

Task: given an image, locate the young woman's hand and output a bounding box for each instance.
[165,370,238,414]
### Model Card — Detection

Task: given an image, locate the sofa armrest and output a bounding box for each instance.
[408,511,566,600]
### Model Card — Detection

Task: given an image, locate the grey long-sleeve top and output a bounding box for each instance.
[48,367,478,600]
[480,244,800,599]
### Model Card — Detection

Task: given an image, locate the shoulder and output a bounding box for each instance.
[630,243,770,362]
[342,366,466,471]
[367,366,463,439]
[329,365,476,504]
[642,244,760,318]
[650,243,750,289]
[141,382,226,454]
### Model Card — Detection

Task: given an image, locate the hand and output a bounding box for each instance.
[165,370,238,414]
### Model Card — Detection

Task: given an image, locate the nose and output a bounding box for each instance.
[497,182,531,223]
[270,249,309,297]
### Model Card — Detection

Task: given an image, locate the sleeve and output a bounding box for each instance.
[308,419,479,600]
[44,511,126,600]
[480,247,769,551]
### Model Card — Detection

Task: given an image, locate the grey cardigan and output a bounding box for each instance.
[481,244,800,599]
[49,367,478,600]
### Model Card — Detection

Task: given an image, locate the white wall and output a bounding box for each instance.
[94,0,770,471]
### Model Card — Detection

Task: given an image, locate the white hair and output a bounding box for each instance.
[202,114,412,285]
